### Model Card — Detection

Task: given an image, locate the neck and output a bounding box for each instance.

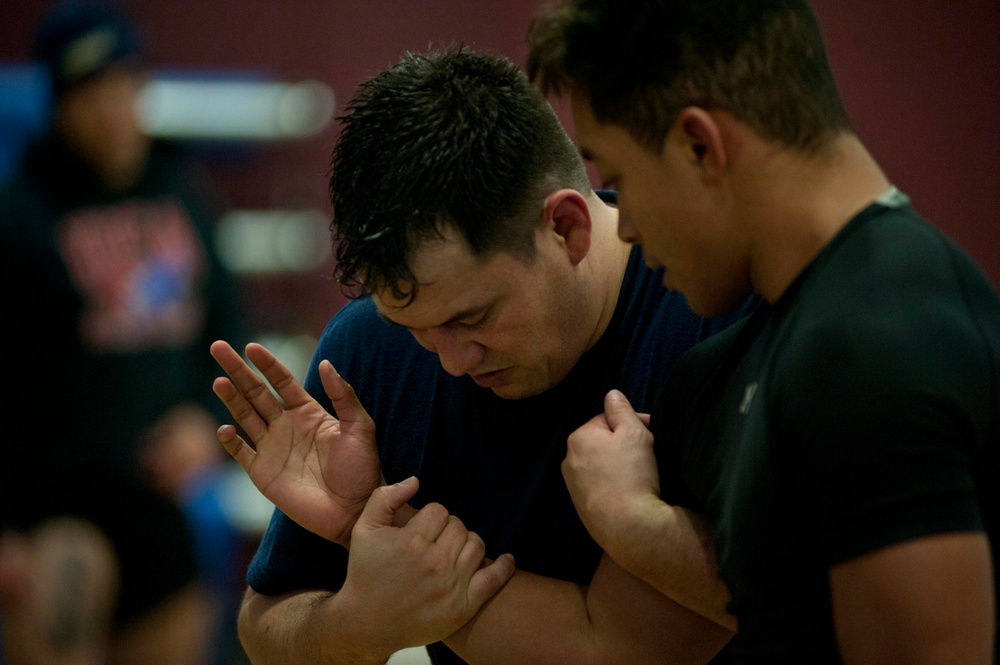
[582,192,633,350]
[737,132,892,303]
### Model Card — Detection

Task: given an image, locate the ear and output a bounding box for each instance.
[542,189,592,266]
[671,107,728,183]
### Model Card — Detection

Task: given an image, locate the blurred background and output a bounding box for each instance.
[0,1,997,663]
[2,1,998,376]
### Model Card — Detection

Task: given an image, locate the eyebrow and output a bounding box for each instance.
[377,303,488,330]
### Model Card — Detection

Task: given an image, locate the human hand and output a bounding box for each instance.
[340,477,516,652]
[210,340,384,547]
[563,390,660,551]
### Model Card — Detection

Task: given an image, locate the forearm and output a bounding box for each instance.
[586,555,733,664]
[445,555,732,665]
[394,494,733,659]
[598,498,734,631]
[444,568,596,665]
[238,587,397,665]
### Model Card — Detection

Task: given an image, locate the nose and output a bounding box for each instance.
[617,210,641,245]
[414,327,487,377]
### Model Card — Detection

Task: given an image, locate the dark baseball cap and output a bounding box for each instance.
[34,1,143,95]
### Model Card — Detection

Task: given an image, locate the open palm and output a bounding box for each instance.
[210,340,384,547]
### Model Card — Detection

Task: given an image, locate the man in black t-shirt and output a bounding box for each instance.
[528,1,998,663]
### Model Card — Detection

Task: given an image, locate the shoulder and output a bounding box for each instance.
[320,297,393,347]
[782,205,999,364]
[309,296,437,393]
[767,208,1000,437]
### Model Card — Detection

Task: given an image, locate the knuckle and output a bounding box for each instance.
[422,502,449,522]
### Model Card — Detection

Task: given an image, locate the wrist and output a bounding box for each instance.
[326,584,402,664]
[594,491,667,564]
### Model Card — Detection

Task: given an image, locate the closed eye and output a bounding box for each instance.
[450,307,492,331]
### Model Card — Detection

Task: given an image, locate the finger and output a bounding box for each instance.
[455,529,486,573]
[357,476,420,530]
[215,423,255,471]
[467,552,516,606]
[318,361,376,439]
[403,502,452,543]
[602,390,643,432]
[567,411,612,453]
[211,374,273,452]
[636,412,652,427]
[568,412,612,443]
[433,515,471,561]
[244,343,317,411]
[211,341,284,425]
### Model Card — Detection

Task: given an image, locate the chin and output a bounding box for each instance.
[491,375,557,400]
[490,384,534,400]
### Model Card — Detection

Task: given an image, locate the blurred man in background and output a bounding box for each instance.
[0,2,248,664]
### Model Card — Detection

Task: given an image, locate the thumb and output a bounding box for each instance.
[603,390,641,431]
[357,476,419,530]
[320,361,376,436]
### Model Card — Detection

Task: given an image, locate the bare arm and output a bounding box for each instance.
[237,545,732,665]
[830,531,995,665]
[446,553,732,665]
[238,588,391,665]
[238,479,515,665]
[563,390,735,630]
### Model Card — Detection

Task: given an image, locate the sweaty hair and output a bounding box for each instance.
[527,0,851,154]
[329,47,592,302]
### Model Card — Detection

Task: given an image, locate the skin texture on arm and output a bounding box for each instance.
[237,479,515,665]
[564,390,736,631]
[830,532,995,665]
[445,554,732,665]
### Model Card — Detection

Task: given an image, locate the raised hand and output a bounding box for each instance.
[339,477,516,652]
[563,390,659,551]
[210,340,384,547]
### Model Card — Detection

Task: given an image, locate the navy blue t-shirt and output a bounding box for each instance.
[248,241,756,663]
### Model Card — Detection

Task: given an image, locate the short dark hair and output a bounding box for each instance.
[527,0,851,154]
[329,47,592,303]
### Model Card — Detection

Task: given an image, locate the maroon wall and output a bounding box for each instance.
[814,0,1000,289]
[4,0,998,341]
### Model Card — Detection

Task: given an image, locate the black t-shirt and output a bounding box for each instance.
[0,135,246,519]
[655,200,1000,662]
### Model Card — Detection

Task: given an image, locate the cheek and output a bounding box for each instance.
[617,182,663,234]
[408,329,436,354]
[481,313,552,361]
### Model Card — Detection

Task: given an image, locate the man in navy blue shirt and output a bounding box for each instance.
[211,48,755,665]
